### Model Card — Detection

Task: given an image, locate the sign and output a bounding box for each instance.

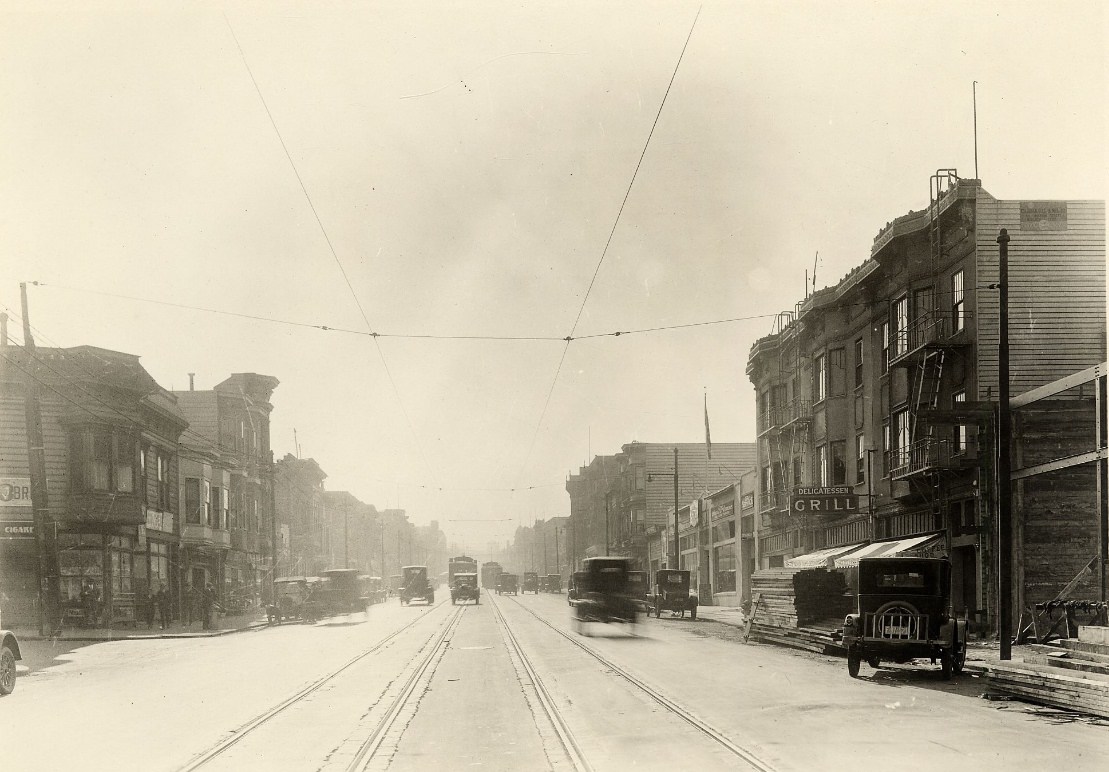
[1,521,35,539]
[688,500,700,527]
[789,487,860,515]
[0,477,32,509]
[1020,201,1068,231]
[711,501,734,521]
[741,491,755,510]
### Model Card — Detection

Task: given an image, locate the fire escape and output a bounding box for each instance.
[758,330,812,537]
[887,170,971,522]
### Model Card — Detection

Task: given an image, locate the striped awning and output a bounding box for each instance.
[785,543,865,569]
[833,533,945,569]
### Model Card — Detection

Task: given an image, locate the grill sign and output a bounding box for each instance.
[789,487,860,515]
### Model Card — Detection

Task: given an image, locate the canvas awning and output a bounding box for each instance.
[785,543,865,569]
[833,533,945,569]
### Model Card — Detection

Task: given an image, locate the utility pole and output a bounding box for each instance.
[380,521,385,578]
[605,494,610,556]
[673,447,679,570]
[543,530,548,573]
[997,228,1013,661]
[268,454,278,606]
[555,528,560,576]
[343,503,350,569]
[20,283,60,635]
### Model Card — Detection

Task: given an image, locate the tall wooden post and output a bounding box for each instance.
[997,229,1013,661]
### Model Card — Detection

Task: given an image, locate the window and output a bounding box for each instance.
[830,440,846,486]
[953,391,967,454]
[829,348,846,397]
[70,428,137,494]
[792,456,802,486]
[185,478,202,524]
[952,270,965,333]
[203,480,212,526]
[854,338,864,389]
[212,486,228,529]
[814,353,827,402]
[635,466,645,490]
[880,321,890,373]
[892,296,909,358]
[856,434,866,481]
[815,444,828,487]
[761,465,771,493]
[889,408,910,471]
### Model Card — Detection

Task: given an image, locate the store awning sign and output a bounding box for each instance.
[789,486,860,515]
[0,477,32,509]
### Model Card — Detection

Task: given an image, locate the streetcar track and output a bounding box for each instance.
[179,600,452,772]
[344,604,465,772]
[502,595,778,772]
[488,594,592,772]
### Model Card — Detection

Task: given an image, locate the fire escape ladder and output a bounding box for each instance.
[929,169,958,277]
[910,349,946,441]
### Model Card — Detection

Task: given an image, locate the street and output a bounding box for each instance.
[5,595,1107,772]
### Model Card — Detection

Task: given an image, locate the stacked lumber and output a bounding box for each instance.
[749,622,847,655]
[984,661,1109,720]
[749,567,852,629]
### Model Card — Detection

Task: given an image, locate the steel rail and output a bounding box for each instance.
[179,600,452,772]
[505,596,778,772]
[488,595,592,772]
[345,604,465,771]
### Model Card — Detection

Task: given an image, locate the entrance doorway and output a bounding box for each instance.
[951,545,977,622]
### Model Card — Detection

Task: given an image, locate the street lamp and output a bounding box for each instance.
[647,447,680,570]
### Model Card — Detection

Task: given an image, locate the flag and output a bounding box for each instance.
[704,393,712,459]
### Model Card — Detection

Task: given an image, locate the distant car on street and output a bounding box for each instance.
[496,573,518,595]
[1,607,22,695]
[522,572,539,594]
[451,573,480,605]
[840,556,967,679]
[400,565,434,605]
[648,569,698,620]
[267,577,321,623]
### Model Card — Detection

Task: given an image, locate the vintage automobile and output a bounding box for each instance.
[399,565,435,605]
[451,572,480,604]
[522,572,540,594]
[567,571,587,606]
[626,570,650,612]
[362,576,388,604]
[648,569,698,619]
[1,607,22,695]
[572,557,640,635]
[840,556,968,679]
[543,574,562,593]
[388,574,404,597]
[315,568,371,616]
[267,576,321,623]
[496,573,519,595]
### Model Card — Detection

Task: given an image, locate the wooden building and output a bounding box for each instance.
[746,172,1106,633]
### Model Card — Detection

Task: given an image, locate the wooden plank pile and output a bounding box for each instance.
[749,621,847,656]
[749,567,851,628]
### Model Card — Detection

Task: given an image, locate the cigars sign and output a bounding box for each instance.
[789,487,860,515]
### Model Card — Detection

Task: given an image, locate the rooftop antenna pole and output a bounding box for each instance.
[293,428,300,459]
[804,269,808,299]
[973,81,979,179]
[812,251,819,292]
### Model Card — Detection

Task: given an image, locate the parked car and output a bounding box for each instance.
[840,556,968,679]
[567,571,586,606]
[496,574,519,595]
[543,574,562,593]
[315,568,371,616]
[451,573,480,605]
[267,577,321,623]
[399,565,434,605]
[648,569,698,619]
[1,607,22,695]
[522,572,539,594]
[362,576,387,604]
[388,574,403,597]
[572,557,640,635]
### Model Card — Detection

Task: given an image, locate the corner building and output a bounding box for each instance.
[746,173,1105,633]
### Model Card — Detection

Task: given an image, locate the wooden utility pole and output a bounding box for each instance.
[997,229,1013,661]
[20,283,60,635]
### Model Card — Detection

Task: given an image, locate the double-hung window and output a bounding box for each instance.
[952,270,965,333]
[814,353,827,402]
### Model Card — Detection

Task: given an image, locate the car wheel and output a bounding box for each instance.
[847,650,862,678]
[0,644,17,695]
[867,657,881,669]
[941,649,953,680]
[952,636,967,676]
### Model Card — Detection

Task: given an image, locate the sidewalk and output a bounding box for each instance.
[10,611,270,642]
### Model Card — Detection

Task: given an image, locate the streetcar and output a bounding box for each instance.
[448,555,478,586]
[399,565,435,605]
[481,562,503,590]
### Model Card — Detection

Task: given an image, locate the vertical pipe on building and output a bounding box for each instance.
[604,495,610,556]
[997,228,1012,661]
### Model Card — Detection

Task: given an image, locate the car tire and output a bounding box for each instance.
[847,650,862,678]
[941,649,953,680]
[0,644,17,695]
[867,657,881,669]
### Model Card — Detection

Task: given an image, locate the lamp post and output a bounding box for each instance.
[604,494,611,557]
[646,447,680,569]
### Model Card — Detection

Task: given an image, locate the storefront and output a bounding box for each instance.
[56,527,141,627]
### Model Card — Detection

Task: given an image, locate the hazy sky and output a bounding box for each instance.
[2,1,1105,554]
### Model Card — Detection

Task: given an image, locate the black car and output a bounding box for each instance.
[522,572,539,594]
[496,574,519,595]
[1,613,21,695]
[840,556,967,679]
[400,565,434,605]
[567,571,587,606]
[648,569,698,619]
[451,573,480,605]
[572,557,640,635]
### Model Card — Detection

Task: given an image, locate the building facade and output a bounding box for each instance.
[746,173,1106,631]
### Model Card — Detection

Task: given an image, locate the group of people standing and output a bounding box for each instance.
[144,582,218,630]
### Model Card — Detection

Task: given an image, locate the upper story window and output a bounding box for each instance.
[69,427,136,494]
[141,445,172,511]
[953,391,968,454]
[880,321,890,373]
[892,296,909,358]
[855,434,866,482]
[952,270,965,333]
[854,338,864,389]
[813,353,827,402]
[829,348,846,397]
[815,444,829,487]
[185,478,204,524]
[830,440,846,486]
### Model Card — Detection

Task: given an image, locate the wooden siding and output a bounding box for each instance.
[643,443,756,526]
[976,196,1106,399]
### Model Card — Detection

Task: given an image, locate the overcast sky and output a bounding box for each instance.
[2,1,1105,556]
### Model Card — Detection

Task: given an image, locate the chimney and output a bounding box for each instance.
[188,373,195,391]
[0,312,7,346]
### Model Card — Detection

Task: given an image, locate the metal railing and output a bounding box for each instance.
[888,438,953,479]
[890,311,960,365]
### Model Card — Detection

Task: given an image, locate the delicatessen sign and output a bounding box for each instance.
[789,487,860,515]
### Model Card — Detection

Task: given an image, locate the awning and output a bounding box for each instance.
[833,533,945,569]
[785,543,865,569]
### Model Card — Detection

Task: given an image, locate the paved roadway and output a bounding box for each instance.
[4,592,1107,771]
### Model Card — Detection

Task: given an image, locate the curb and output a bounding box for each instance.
[13,620,270,642]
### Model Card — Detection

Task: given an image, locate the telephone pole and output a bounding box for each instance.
[21,283,60,635]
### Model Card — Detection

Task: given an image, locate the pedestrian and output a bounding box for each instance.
[200,583,215,630]
[144,587,156,628]
[153,584,170,630]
